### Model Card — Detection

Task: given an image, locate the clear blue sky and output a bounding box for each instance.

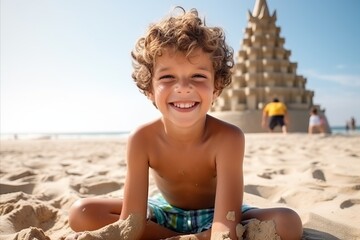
[1,0,360,133]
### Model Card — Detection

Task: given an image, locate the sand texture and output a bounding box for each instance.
[1,133,360,239]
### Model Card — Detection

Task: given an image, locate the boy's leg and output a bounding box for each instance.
[68,198,183,239]
[242,207,303,240]
[68,198,123,231]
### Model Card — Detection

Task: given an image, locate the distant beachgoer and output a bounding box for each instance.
[350,117,356,130]
[262,98,288,134]
[308,107,324,134]
[346,122,350,131]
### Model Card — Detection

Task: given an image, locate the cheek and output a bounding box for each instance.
[152,84,167,101]
[155,84,166,95]
[201,84,216,99]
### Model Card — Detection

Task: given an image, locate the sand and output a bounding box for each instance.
[1,133,360,240]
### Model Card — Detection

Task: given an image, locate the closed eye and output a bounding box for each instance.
[158,75,175,82]
[192,74,207,81]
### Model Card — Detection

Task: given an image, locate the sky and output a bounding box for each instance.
[1,0,360,133]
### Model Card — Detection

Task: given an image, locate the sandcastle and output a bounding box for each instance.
[210,0,330,133]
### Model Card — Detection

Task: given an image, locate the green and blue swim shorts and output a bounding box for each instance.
[147,195,255,234]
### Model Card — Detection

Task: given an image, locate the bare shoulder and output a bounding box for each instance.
[127,118,162,148]
[206,115,244,143]
[206,115,245,168]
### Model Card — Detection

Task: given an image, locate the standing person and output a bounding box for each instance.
[308,107,324,134]
[350,117,356,131]
[66,7,302,240]
[262,98,289,134]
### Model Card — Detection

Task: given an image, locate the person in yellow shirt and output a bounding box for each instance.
[262,98,288,133]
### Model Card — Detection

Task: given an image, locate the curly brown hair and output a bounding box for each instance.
[131,7,234,96]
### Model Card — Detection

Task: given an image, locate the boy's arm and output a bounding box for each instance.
[64,131,150,240]
[212,127,245,239]
[120,130,150,238]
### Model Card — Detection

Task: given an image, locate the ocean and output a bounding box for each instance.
[0,126,358,140]
[330,126,359,134]
[0,131,131,140]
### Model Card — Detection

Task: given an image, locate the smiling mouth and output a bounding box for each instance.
[171,102,199,109]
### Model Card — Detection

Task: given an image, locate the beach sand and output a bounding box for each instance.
[1,133,359,239]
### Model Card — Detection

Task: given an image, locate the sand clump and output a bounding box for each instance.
[226,211,235,221]
[241,219,280,240]
[64,214,142,240]
[209,220,279,240]
[211,231,231,240]
[14,227,50,240]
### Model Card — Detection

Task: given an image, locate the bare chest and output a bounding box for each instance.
[149,146,216,181]
[149,148,217,209]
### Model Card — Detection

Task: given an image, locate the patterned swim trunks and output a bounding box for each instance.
[147,195,255,234]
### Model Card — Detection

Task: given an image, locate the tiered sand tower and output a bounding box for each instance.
[210,0,330,133]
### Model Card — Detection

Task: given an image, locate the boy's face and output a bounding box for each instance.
[148,48,218,127]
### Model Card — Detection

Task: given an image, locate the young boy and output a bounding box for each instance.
[66,7,302,240]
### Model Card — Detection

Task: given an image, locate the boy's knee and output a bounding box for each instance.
[275,208,303,240]
[68,199,94,231]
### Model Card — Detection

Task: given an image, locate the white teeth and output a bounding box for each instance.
[173,102,196,109]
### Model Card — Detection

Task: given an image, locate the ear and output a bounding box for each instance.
[211,90,220,106]
[146,91,155,102]
[146,91,158,108]
[212,89,220,101]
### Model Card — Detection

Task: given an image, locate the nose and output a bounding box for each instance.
[175,78,192,94]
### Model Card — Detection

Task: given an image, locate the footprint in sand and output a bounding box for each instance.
[244,184,262,196]
[257,169,288,179]
[0,182,35,194]
[70,177,123,195]
[79,181,123,195]
[6,169,36,181]
[349,153,359,158]
[244,184,276,199]
[340,199,360,209]
[312,169,326,181]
